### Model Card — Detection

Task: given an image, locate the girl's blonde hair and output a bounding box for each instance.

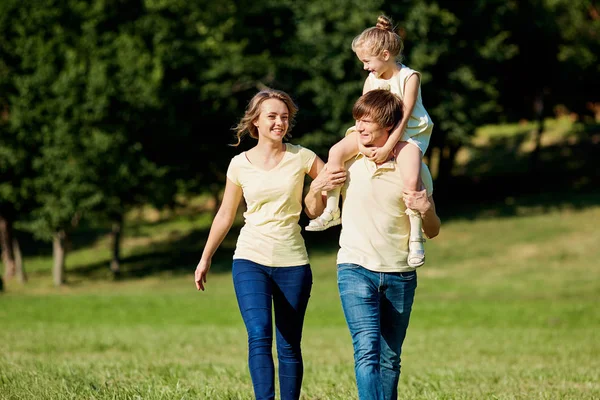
[351,15,404,61]
[232,88,298,147]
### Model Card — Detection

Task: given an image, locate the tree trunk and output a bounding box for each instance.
[110,216,123,277]
[53,230,67,286]
[530,91,545,171]
[0,214,16,280]
[436,142,461,195]
[13,237,26,283]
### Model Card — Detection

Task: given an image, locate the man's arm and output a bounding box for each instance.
[420,196,440,239]
[402,189,441,239]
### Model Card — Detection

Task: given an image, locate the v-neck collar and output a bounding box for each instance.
[244,143,289,172]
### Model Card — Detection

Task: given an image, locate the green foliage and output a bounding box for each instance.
[1,1,98,238]
[287,0,384,156]
[388,1,515,146]
[1,0,598,248]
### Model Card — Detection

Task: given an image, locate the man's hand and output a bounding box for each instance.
[402,189,431,216]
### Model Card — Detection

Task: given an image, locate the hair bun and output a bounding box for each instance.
[375,15,393,31]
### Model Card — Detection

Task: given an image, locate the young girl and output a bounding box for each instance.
[305,15,434,268]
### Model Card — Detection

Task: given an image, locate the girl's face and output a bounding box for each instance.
[253,99,289,142]
[356,48,392,79]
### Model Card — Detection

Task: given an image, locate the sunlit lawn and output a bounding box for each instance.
[1,194,599,399]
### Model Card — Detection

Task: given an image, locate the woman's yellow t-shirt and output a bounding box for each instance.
[226,143,316,267]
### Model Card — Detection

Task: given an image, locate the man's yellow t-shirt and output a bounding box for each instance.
[337,154,434,272]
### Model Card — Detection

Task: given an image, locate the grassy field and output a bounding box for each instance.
[1,191,599,400]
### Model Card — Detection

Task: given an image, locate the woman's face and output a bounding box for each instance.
[253,98,289,142]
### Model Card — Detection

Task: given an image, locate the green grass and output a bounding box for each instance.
[1,196,599,399]
[475,116,579,142]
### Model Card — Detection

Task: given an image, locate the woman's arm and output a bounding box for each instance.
[304,156,346,219]
[195,178,243,290]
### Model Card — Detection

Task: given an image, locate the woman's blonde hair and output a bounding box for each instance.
[351,15,404,61]
[232,88,298,147]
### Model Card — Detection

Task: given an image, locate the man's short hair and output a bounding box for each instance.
[352,89,404,131]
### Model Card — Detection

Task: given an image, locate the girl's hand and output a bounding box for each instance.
[357,140,375,158]
[194,258,211,291]
[367,146,393,163]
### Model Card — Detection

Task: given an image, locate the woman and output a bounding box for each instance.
[194,88,345,400]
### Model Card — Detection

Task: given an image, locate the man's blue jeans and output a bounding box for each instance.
[232,259,313,400]
[337,263,417,400]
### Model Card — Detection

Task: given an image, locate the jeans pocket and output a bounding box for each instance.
[337,263,362,272]
[398,270,417,281]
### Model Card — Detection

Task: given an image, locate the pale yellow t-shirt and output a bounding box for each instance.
[337,154,434,272]
[227,143,316,267]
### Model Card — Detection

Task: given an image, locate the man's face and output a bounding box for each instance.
[355,115,388,147]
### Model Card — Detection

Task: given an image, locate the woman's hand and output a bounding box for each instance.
[194,258,211,291]
[310,163,347,193]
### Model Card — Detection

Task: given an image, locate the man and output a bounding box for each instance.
[304,89,441,400]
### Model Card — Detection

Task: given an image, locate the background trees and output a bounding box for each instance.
[1,0,598,285]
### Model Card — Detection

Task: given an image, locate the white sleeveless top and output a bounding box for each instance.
[365,64,434,140]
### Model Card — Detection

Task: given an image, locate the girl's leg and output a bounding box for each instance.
[306,129,359,232]
[397,142,426,267]
[324,144,345,212]
[232,259,275,400]
[271,264,313,400]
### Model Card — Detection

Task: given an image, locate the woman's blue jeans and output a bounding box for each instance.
[337,263,417,400]
[232,259,313,400]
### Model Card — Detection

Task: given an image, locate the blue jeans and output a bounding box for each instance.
[337,263,417,400]
[232,259,313,400]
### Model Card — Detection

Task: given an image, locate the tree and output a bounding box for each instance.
[0,0,44,284]
[384,1,518,191]
[285,0,385,157]
[6,1,102,285]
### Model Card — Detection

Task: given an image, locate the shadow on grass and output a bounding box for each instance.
[435,126,600,219]
[14,220,113,260]
[67,220,343,281]
[67,225,241,281]
[68,192,600,283]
